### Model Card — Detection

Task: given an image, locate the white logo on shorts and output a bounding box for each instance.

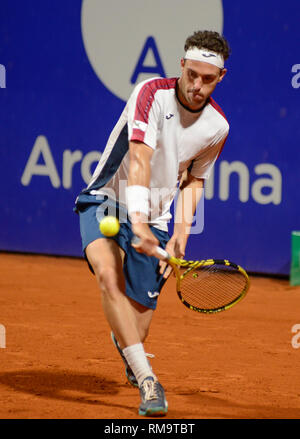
[81,0,223,101]
[148,291,160,299]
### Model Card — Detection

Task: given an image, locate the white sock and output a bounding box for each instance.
[123,343,156,387]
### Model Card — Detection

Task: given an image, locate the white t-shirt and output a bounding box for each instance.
[85,77,229,231]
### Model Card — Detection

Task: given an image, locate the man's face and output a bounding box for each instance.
[178,59,227,110]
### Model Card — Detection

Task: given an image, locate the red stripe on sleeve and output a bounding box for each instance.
[209,97,228,122]
[131,128,145,142]
[133,78,177,124]
[209,97,228,160]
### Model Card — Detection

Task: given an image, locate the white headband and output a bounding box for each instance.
[185,47,224,69]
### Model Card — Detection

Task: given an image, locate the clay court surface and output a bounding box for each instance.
[0,252,300,420]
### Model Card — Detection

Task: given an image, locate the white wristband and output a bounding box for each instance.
[125,185,150,217]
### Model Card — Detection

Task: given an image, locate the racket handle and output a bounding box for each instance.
[131,236,169,261]
[155,246,169,261]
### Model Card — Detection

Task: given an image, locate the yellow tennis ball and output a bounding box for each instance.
[99,216,120,237]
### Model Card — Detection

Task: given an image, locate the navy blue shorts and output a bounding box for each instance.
[75,194,169,310]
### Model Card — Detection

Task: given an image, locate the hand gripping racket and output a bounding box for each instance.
[132,237,250,314]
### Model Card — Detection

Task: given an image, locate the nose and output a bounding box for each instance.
[193,77,202,91]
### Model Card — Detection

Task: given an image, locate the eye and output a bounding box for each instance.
[203,75,215,84]
[188,69,197,80]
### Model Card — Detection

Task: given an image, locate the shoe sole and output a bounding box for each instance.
[138,406,168,417]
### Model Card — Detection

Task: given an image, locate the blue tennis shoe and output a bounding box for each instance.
[138,376,168,417]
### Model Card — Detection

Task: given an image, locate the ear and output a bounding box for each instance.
[218,68,227,83]
[180,58,185,70]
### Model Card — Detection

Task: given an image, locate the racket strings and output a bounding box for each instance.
[179,264,247,310]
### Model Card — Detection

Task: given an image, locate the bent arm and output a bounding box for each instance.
[159,171,204,278]
[173,171,204,252]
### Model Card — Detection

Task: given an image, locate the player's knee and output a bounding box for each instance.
[96,265,121,297]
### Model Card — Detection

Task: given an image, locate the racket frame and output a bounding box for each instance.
[132,238,250,314]
[165,255,250,314]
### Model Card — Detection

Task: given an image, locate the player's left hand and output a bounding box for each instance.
[159,236,186,279]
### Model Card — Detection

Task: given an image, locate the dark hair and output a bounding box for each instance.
[184,30,231,61]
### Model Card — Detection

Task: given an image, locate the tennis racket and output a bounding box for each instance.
[132,237,250,314]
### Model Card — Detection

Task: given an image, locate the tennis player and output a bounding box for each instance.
[75,30,231,416]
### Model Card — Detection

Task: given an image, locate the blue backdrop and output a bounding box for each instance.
[0,0,299,275]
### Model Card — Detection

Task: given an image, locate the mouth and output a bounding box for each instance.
[188,89,203,97]
[189,92,204,102]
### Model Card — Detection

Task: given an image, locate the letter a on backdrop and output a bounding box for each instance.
[130,36,166,84]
